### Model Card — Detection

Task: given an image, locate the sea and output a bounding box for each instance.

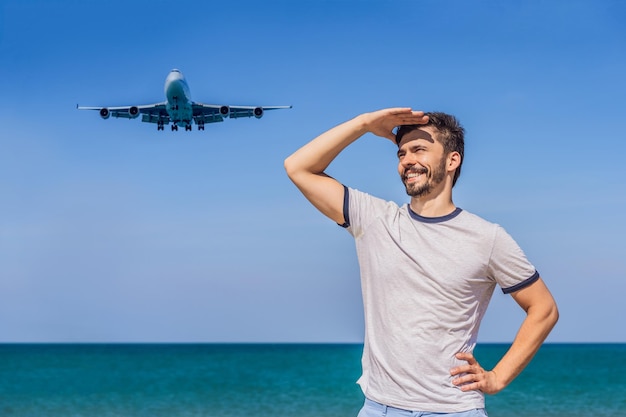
[1,343,624,417]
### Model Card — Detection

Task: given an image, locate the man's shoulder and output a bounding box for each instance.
[348,187,402,210]
[457,209,501,230]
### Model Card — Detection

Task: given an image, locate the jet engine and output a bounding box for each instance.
[219,105,230,118]
[129,106,140,119]
[99,108,110,119]
[253,107,264,119]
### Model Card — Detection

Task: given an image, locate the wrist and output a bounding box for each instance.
[350,113,371,135]
[489,369,509,393]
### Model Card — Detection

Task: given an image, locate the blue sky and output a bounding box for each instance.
[0,0,624,343]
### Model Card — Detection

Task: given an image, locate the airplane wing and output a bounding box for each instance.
[77,102,170,124]
[191,102,292,125]
[78,101,291,131]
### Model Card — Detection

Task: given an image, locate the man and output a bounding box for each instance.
[284,108,559,416]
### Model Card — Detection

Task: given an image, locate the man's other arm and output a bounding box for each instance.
[451,277,559,394]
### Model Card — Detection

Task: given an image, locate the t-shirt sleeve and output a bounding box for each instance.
[344,187,396,238]
[488,225,540,294]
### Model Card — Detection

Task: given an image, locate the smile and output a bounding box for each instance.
[404,167,428,182]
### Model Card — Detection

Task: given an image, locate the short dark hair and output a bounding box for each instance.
[395,112,465,186]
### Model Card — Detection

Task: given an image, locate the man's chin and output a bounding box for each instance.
[405,184,431,197]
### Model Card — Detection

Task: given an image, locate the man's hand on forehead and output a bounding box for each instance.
[361,108,429,142]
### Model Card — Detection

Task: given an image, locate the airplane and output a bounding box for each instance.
[77,69,291,131]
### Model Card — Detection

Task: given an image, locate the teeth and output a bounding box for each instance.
[405,168,427,180]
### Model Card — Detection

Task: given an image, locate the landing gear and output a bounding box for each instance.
[197,121,205,131]
[185,124,192,131]
[157,121,164,131]
[171,124,178,131]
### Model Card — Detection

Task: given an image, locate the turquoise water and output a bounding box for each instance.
[1,344,624,416]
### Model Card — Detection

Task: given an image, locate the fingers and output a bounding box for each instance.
[453,378,484,393]
[450,362,480,377]
[371,108,427,122]
[455,352,476,364]
[383,107,416,115]
[450,364,486,392]
[450,352,482,386]
[364,108,428,141]
[452,370,499,394]
[449,354,500,394]
[359,107,429,142]
[385,108,428,124]
[451,352,479,373]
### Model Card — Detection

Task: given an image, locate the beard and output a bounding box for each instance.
[402,157,447,197]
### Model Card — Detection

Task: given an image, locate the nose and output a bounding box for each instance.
[400,151,418,167]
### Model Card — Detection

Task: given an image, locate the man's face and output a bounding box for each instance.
[396,127,447,198]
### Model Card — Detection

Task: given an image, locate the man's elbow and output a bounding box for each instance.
[548,302,560,327]
[523,279,559,329]
[539,299,559,332]
[284,155,297,181]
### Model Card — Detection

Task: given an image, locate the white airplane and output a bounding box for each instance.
[77,69,291,131]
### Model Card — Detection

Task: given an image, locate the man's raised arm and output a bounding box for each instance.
[284,108,428,224]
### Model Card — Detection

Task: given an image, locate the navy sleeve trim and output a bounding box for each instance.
[338,185,350,228]
[501,270,540,294]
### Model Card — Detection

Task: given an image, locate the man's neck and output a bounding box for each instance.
[409,192,456,218]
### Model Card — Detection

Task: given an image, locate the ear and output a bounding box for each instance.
[447,151,461,172]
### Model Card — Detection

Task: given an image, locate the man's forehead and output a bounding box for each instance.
[397,127,435,148]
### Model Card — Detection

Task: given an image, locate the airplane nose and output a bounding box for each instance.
[165,70,182,85]
[165,76,182,98]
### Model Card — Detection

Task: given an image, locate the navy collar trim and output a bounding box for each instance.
[407,206,463,223]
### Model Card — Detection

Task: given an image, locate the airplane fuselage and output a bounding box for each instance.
[164,69,193,129]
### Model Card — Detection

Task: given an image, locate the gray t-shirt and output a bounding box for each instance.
[345,187,538,412]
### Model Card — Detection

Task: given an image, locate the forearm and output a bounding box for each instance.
[284,114,368,178]
[284,108,427,178]
[492,300,559,390]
